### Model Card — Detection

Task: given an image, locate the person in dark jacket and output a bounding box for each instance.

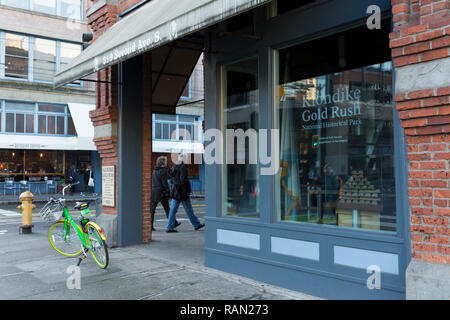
[166,154,205,233]
[150,156,179,231]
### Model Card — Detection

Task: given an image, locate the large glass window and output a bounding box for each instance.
[34,38,56,82]
[3,0,29,10]
[1,0,81,19]
[5,33,29,79]
[4,101,35,133]
[1,31,82,85]
[32,0,56,15]
[1,100,75,136]
[60,42,81,84]
[60,0,81,19]
[222,57,259,218]
[0,149,24,175]
[275,22,395,232]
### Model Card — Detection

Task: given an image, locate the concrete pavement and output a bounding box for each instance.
[0,204,319,300]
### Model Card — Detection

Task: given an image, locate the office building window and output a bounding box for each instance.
[153,114,201,142]
[1,0,82,19]
[2,100,76,136]
[1,31,82,85]
[60,0,81,19]
[4,102,35,133]
[5,33,29,79]
[3,0,28,10]
[34,38,56,82]
[33,0,56,15]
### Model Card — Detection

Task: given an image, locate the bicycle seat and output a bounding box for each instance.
[74,202,89,210]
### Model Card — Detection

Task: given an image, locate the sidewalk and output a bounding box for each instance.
[0,213,319,300]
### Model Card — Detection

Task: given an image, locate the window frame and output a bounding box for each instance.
[0,100,76,136]
[0,30,83,86]
[220,55,261,220]
[0,0,83,20]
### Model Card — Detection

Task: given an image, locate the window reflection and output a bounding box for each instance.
[276,22,396,232]
[223,57,259,218]
[5,33,29,79]
[34,38,56,82]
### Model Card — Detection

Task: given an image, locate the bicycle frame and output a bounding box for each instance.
[61,206,93,249]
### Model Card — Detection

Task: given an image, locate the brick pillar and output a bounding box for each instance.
[390,0,450,299]
[87,0,120,247]
[142,52,153,242]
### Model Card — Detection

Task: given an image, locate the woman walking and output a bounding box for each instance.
[166,154,205,233]
[150,156,179,231]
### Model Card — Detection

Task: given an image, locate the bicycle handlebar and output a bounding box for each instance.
[62,181,80,197]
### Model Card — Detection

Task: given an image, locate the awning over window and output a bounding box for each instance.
[54,0,270,88]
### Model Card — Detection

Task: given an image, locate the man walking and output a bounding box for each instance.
[166,154,205,233]
[150,156,179,231]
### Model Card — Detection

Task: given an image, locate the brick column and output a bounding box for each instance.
[87,0,120,247]
[390,0,450,299]
[87,0,155,245]
[142,52,153,242]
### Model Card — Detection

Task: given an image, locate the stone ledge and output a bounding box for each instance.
[406,259,450,299]
[96,212,117,248]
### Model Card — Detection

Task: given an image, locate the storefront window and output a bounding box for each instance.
[222,57,259,218]
[25,150,63,174]
[275,22,396,232]
[0,149,24,175]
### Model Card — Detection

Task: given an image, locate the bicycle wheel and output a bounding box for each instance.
[85,224,109,269]
[48,221,83,257]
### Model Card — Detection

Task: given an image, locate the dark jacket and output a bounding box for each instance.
[151,166,170,202]
[169,163,191,201]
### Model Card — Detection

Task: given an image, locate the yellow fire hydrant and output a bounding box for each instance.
[17,190,36,234]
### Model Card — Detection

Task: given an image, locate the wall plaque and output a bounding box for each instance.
[102,165,115,207]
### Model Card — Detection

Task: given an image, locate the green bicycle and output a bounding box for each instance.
[40,182,109,269]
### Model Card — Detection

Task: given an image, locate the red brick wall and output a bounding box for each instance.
[142,52,153,242]
[390,0,450,264]
[88,2,119,217]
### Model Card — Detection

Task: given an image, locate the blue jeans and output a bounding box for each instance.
[166,198,201,230]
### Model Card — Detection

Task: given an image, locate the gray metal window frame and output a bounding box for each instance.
[0,30,82,86]
[0,0,83,20]
[152,113,202,142]
[0,99,75,136]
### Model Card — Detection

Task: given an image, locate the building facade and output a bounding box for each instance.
[56,0,450,299]
[0,0,101,194]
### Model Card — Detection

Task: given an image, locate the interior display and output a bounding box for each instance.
[275,21,396,232]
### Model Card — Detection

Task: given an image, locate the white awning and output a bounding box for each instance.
[0,135,96,151]
[54,0,270,87]
[67,103,95,138]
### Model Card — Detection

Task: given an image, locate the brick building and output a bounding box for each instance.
[55,0,449,299]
